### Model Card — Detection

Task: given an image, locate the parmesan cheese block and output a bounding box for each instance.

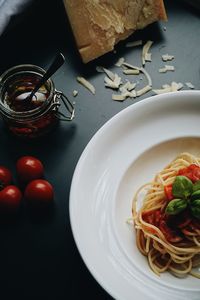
[63,0,167,63]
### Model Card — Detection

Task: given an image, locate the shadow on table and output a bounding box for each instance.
[0,121,76,159]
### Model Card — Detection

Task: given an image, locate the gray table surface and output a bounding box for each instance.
[0,0,200,299]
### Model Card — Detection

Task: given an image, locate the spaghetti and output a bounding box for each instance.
[132,152,200,278]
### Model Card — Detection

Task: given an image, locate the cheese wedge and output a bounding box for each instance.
[63,0,167,63]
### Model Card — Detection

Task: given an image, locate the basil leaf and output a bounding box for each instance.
[165,198,188,215]
[190,199,200,219]
[193,180,200,192]
[172,176,193,199]
[191,190,200,202]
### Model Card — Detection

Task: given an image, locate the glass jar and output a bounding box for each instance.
[0,64,75,138]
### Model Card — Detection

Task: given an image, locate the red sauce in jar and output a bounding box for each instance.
[0,70,58,138]
[0,64,74,138]
[3,74,49,112]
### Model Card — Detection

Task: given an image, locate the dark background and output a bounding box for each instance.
[0,1,200,299]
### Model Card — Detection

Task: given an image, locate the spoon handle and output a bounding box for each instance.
[28,53,65,99]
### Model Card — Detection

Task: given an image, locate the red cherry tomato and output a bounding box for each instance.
[142,209,161,227]
[24,179,54,207]
[178,164,200,183]
[164,184,174,201]
[16,156,44,183]
[0,166,12,188]
[0,185,22,214]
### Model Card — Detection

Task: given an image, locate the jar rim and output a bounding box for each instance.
[0,64,55,120]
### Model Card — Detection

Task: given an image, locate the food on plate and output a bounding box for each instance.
[132,152,200,278]
[25,179,54,208]
[0,185,22,214]
[0,166,12,188]
[63,0,167,63]
[16,156,44,184]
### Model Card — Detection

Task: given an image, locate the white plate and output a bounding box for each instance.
[70,91,200,300]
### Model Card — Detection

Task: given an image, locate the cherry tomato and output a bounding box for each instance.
[16,156,44,183]
[0,166,12,189]
[24,179,54,207]
[164,184,174,201]
[142,210,155,225]
[142,210,161,227]
[0,185,22,214]
[178,164,200,183]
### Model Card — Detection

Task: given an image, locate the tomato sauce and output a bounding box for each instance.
[178,164,200,182]
[3,74,50,113]
[0,69,58,138]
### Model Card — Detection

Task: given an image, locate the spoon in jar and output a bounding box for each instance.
[22,52,65,103]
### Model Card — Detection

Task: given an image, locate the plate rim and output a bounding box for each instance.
[69,90,200,300]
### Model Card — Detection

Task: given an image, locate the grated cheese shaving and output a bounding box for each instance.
[119,81,136,92]
[142,40,153,66]
[122,63,152,87]
[102,68,115,81]
[112,94,127,101]
[104,76,117,89]
[123,69,140,75]
[171,82,183,92]
[112,90,137,101]
[145,53,152,62]
[159,65,175,73]
[162,54,175,62]
[136,85,152,97]
[185,82,195,89]
[140,67,152,87]
[122,62,140,70]
[113,74,122,88]
[104,75,121,89]
[77,77,96,95]
[72,90,78,97]
[153,87,171,95]
[115,57,125,67]
[93,39,190,103]
[104,76,116,89]
[124,91,137,98]
[153,82,183,95]
[126,40,143,48]
[162,84,170,89]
